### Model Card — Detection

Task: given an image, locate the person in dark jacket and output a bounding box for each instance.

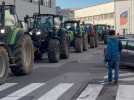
[105,30,122,84]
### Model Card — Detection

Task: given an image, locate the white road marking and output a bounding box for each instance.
[0,83,18,92]
[104,72,134,79]
[120,77,134,81]
[116,85,134,100]
[1,83,45,100]
[38,83,74,100]
[77,84,103,100]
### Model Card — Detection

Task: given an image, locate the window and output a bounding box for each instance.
[23,0,52,8]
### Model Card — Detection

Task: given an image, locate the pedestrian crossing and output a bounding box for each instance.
[0,82,74,100]
[77,84,103,100]
[116,85,134,100]
[104,72,134,82]
[0,83,17,92]
[38,83,74,100]
[0,79,134,100]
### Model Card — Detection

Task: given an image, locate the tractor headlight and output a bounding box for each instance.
[0,29,5,34]
[36,31,41,35]
[29,31,33,35]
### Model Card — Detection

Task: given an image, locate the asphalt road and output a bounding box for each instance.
[0,46,134,100]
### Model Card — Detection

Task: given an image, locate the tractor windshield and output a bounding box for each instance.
[64,22,79,32]
[33,15,53,31]
[5,9,16,26]
[95,25,110,33]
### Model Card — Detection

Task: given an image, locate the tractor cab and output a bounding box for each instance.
[94,24,111,41]
[0,3,22,30]
[64,20,82,37]
[25,14,63,37]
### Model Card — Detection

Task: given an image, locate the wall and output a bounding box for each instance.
[74,2,114,26]
[3,0,56,20]
[115,0,131,35]
[131,0,134,33]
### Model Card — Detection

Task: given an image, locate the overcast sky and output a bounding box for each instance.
[56,0,112,9]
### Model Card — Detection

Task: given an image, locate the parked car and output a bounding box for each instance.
[120,37,134,67]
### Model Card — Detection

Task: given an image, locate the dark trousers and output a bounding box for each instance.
[108,61,119,82]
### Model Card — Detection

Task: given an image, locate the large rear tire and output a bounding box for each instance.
[75,37,83,53]
[48,39,60,63]
[11,34,34,76]
[60,37,69,59]
[0,47,9,84]
[89,37,95,48]
[83,34,88,51]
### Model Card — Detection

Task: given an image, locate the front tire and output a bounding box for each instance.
[83,34,88,51]
[75,37,83,52]
[48,39,60,63]
[60,37,69,59]
[11,34,34,76]
[0,47,9,84]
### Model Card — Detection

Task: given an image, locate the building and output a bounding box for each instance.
[3,0,56,20]
[115,0,134,34]
[74,2,114,26]
[56,7,74,21]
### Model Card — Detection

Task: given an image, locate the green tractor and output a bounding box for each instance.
[94,24,110,41]
[64,20,88,52]
[24,14,69,63]
[0,2,34,83]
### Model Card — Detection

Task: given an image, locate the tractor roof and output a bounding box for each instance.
[64,20,80,24]
[33,14,62,18]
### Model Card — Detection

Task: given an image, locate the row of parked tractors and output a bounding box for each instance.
[0,2,98,83]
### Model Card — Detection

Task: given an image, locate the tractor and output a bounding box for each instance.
[94,24,111,44]
[24,14,69,63]
[0,2,34,83]
[64,20,88,52]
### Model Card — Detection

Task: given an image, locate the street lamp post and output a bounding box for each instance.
[14,0,16,5]
[38,0,41,14]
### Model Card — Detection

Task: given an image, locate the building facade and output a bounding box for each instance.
[56,7,74,21]
[3,0,56,20]
[74,2,114,26]
[115,0,134,34]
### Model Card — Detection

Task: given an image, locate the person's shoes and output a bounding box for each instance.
[114,80,118,84]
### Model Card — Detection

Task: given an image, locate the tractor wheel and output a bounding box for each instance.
[48,39,60,63]
[11,34,34,76]
[89,37,95,48]
[0,47,9,84]
[75,37,83,53]
[83,34,88,51]
[60,37,69,59]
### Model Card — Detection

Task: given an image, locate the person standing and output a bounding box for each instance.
[104,30,122,84]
